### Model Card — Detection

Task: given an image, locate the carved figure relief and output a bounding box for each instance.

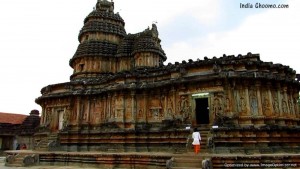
[294,98,299,116]
[224,97,231,113]
[137,109,143,119]
[63,106,70,128]
[126,97,132,119]
[45,108,52,126]
[149,95,162,120]
[111,96,116,118]
[82,104,88,122]
[94,99,101,123]
[100,110,105,121]
[166,97,174,119]
[249,89,258,116]
[282,100,288,114]
[288,99,294,115]
[116,96,124,118]
[213,97,223,119]
[262,97,271,115]
[178,95,190,122]
[273,97,280,114]
[238,90,246,114]
[137,99,144,119]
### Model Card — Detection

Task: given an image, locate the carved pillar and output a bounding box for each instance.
[236,86,246,116]
[172,86,176,117]
[107,94,111,120]
[84,59,87,72]
[255,82,263,116]
[224,82,232,116]
[267,82,274,116]
[293,88,299,118]
[131,91,136,122]
[41,104,46,125]
[244,84,251,116]
[275,83,283,117]
[76,97,81,126]
[163,89,168,118]
[86,97,91,124]
[51,108,57,131]
[143,91,148,123]
[111,93,117,120]
[288,89,295,117]
[121,93,125,124]
[282,86,289,117]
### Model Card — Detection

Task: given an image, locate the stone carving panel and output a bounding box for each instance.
[45,107,53,127]
[288,98,294,116]
[126,97,132,119]
[111,95,116,118]
[224,97,231,114]
[282,99,288,115]
[136,95,145,121]
[148,95,163,121]
[93,99,102,124]
[237,90,246,115]
[178,95,190,122]
[63,106,71,128]
[166,96,175,120]
[262,91,271,116]
[249,89,258,116]
[212,93,224,119]
[272,92,280,115]
[116,95,124,119]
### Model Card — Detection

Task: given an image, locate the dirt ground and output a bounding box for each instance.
[0,163,100,169]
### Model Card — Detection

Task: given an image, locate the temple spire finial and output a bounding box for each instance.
[96,0,114,12]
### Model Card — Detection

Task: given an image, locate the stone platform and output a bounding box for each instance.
[4,150,300,169]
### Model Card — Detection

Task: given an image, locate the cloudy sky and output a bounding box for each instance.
[0,0,299,115]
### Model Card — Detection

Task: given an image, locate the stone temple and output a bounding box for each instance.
[8,0,297,167]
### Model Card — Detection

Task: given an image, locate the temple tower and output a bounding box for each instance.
[69,0,126,80]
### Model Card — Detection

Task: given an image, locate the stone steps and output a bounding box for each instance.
[173,157,202,168]
[5,154,25,167]
[0,157,5,163]
[192,126,211,153]
[172,167,202,169]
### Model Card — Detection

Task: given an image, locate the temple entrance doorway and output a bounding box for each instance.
[195,98,210,124]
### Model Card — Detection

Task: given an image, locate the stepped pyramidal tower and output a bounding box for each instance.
[35,0,300,154]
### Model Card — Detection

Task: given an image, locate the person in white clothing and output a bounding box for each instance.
[192,128,201,154]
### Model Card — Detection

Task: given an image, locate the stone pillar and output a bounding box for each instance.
[84,59,87,71]
[255,82,263,117]
[288,90,295,117]
[293,88,299,118]
[76,97,81,127]
[244,85,251,116]
[41,104,46,125]
[107,94,111,120]
[267,82,274,116]
[223,82,232,116]
[131,91,136,123]
[282,86,289,117]
[86,97,91,124]
[276,83,283,117]
[143,91,148,123]
[163,89,168,118]
[117,92,125,127]
[172,86,176,117]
